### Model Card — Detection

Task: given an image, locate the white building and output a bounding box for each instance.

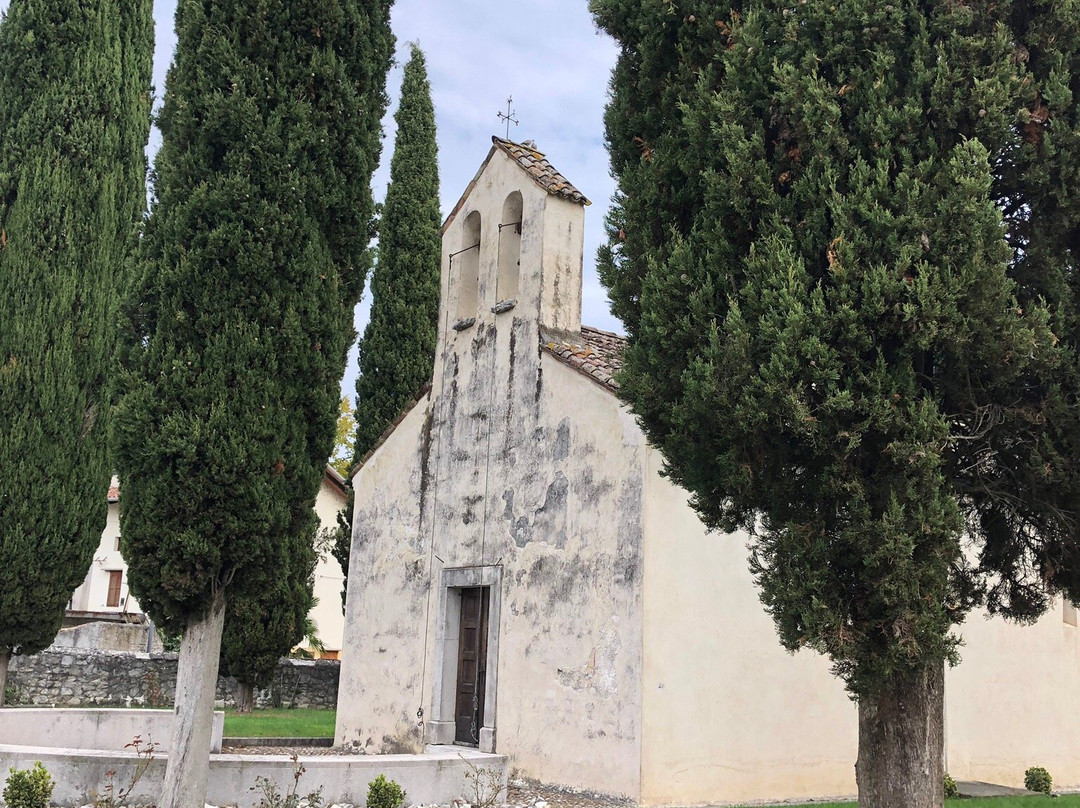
[336,136,1080,805]
[67,468,348,658]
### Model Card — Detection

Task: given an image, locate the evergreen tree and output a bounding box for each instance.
[219,529,315,712]
[113,1,392,805]
[335,45,441,606]
[592,1,1080,805]
[0,0,152,704]
[354,45,441,458]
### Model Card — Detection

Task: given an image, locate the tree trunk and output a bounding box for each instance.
[0,650,9,708]
[235,681,255,713]
[856,661,945,808]
[159,591,226,808]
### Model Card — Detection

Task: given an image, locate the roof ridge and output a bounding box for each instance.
[490,136,591,206]
[541,327,625,393]
[581,324,625,339]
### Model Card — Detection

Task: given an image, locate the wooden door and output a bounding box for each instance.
[106,570,123,607]
[455,587,490,745]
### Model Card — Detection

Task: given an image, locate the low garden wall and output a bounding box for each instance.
[8,648,338,710]
[0,745,509,808]
[0,708,224,753]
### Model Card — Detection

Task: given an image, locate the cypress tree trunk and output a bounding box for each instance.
[162,591,226,808]
[856,664,944,808]
[235,681,255,713]
[0,651,9,708]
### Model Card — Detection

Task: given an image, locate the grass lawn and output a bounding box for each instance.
[739,799,1079,808]
[222,708,336,738]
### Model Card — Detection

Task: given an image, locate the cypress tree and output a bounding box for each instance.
[354,44,441,458]
[592,1,1080,805]
[219,520,316,712]
[335,44,440,603]
[113,1,392,804]
[0,0,152,703]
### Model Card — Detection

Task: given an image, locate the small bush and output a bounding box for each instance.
[4,762,54,808]
[366,774,405,808]
[943,772,958,799]
[251,755,322,808]
[1025,765,1053,795]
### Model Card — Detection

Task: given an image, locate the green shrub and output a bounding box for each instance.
[366,774,405,808]
[943,772,958,799]
[1025,765,1053,795]
[3,762,54,808]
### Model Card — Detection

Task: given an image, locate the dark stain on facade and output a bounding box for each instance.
[577,466,615,508]
[615,473,644,587]
[462,493,483,525]
[552,418,571,461]
[532,472,569,548]
[503,488,531,547]
[417,407,436,522]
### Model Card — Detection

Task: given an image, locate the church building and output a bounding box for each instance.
[335,137,1080,805]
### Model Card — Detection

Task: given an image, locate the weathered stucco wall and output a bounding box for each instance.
[640,448,858,805]
[336,397,432,753]
[338,148,643,796]
[493,354,643,796]
[945,600,1080,790]
[639,441,1080,804]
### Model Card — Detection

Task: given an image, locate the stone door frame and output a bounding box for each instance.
[426,564,502,753]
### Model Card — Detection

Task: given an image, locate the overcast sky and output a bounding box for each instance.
[0,0,623,397]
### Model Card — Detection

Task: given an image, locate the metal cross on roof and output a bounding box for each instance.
[497,95,519,140]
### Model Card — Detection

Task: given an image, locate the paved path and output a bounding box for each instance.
[957,780,1038,798]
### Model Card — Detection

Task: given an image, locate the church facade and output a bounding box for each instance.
[335,137,1080,805]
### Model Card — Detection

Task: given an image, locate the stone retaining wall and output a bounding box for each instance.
[8,648,339,710]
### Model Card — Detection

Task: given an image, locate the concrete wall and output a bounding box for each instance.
[338,150,643,797]
[640,448,858,806]
[9,649,338,710]
[0,745,507,808]
[0,708,223,753]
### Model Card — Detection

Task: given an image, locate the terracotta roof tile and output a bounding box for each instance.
[492,137,591,206]
[542,326,626,392]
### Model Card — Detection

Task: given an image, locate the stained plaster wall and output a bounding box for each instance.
[640,449,858,805]
[944,599,1080,789]
[337,148,643,796]
[336,395,432,753]
[640,440,1080,804]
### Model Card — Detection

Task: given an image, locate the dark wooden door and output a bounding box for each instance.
[455,587,490,745]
